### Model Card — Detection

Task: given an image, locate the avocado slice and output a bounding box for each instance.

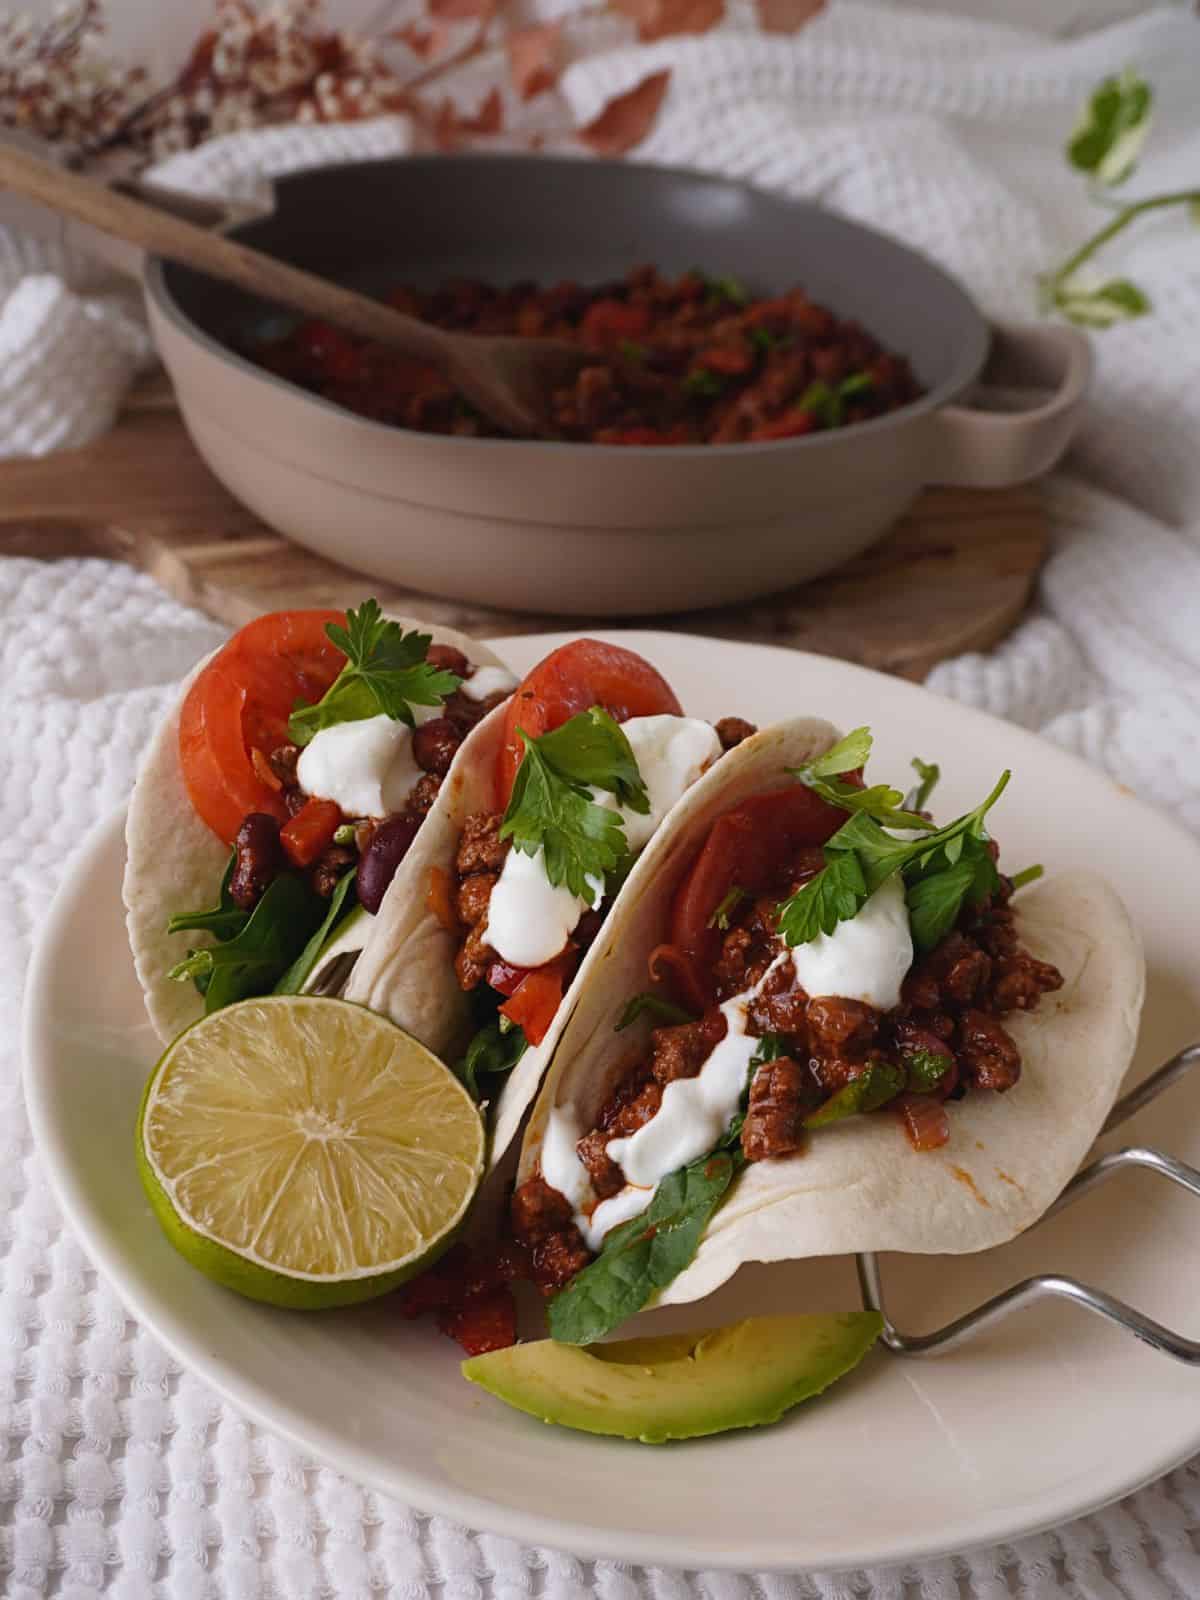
[461,1312,883,1444]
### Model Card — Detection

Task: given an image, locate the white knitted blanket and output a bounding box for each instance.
[4,4,1200,1595]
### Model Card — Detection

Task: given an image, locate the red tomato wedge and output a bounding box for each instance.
[665,785,849,1006]
[497,638,683,805]
[178,609,346,846]
[499,949,577,1046]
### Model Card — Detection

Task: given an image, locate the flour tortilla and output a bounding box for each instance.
[123,617,507,1045]
[349,711,844,1171]
[518,718,1146,1307]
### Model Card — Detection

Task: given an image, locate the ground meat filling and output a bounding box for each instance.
[511,849,1063,1292]
[228,647,504,910]
[449,715,758,996]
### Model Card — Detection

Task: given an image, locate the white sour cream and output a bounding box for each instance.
[461,664,519,702]
[790,873,913,1011]
[295,706,438,818]
[485,714,721,969]
[485,847,604,969]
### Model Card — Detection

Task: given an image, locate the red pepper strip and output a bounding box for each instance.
[279,797,343,868]
[499,948,576,1046]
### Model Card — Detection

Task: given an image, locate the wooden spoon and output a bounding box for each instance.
[0,143,590,439]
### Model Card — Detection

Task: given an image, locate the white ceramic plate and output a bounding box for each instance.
[23,631,1200,1573]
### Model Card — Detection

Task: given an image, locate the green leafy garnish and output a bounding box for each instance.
[803,1061,904,1128]
[905,837,999,954]
[168,873,328,1014]
[903,1049,952,1094]
[777,771,1010,950]
[796,375,875,428]
[1068,68,1152,187]
[547,1147,745,1345]
[500,709,648,905]
[906,757,940,814]
[749,1033,785,1067]
[272,870,358,995]
[457,1017,528,1104]
[288,599,461,746]
[748,326,777,355]
[1041,70,1198,329]
[791,728,934,833]
[615,992,696,1032]
[683,369,725,399]
[705,274,748,307]
[1009,863,1045,892]
[166,855,247,943]
[708,885,747,931]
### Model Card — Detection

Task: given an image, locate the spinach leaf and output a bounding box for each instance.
[614,992,697,1033]
[458,1016,528,1104]
[273,870,358,995]
[547,1147,745,1346]
[166,855,247,942]
[803,1061,905,1128]
[169,873,326,1014]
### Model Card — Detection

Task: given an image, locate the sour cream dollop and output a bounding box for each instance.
[295,706,439,817]
[484,714,721,969]
[789,873,913,1011]
[460,664,519,702]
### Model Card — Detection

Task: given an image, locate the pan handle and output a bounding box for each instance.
[927,321,1092,488]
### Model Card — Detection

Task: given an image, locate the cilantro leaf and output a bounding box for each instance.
[288,599,461,746]
[777,772,1010,950]
[499,710,650,903]
[708,885,746,931]
[547,1147,744,1345]
[804,1060,904,1128]
[905,757,940,814]
[791,728,933,832]
[802,726,873,779]
[903,1049,952,1094]
[534,708,650,813]
[615,992,696,1032]
[168,873,328,1013]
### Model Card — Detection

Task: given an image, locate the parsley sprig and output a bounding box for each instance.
[288,599,461,747]
[790,727,934,832]
[500,708,650,906]
[777,747,1010,953]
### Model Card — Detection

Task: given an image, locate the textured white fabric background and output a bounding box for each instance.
[3,3,1200,1595]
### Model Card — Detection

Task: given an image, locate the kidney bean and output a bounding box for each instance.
[426,644,469,677]
[230,813,284,910]
[356,812,422,914]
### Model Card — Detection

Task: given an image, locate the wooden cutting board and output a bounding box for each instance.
[0,389,1047,681]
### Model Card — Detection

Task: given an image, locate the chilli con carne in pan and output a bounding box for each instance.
[250,266,923,444]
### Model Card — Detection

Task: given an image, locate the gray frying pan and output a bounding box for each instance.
[9,145,1091,615]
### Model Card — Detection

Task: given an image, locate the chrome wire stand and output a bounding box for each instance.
[856,1044,1200,1362]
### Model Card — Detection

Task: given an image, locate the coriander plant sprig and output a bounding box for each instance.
[1041,70,1200,329]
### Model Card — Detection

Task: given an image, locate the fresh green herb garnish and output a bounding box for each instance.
[905,840,1000,954]
[500,708,648,906]
[776,769,1010,951]
[803,1061,904,1128]
[272,871,358,995]
[458,1016,528,1103]
[708,885,747,931]
[288,599,461,746]
[615,992,697,1032]
[1040,70,1199,328]
[748,326,777,355]
[168,873,328,1013]
[903,1049,952,1094]
[547,1147,745,1345]
[1009,863,1045,891]
[790,727,933,833]
[905,757,940,814]
[749,1033,786,1068]
[166,855,247,943]
[797,374,875,428]
[704,274,749,307]
[683,369,725,399]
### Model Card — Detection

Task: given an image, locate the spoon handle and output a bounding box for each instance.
[0,143,451,364]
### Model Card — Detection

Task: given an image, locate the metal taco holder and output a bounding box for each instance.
[856,1042,1200,1362]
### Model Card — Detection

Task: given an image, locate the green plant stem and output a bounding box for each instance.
[1051,189,1200,287]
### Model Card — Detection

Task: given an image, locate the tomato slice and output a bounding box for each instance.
[178,609,346,846]
[497,639,683,805]
[499,949,576,1046]
[667,785,849,1002]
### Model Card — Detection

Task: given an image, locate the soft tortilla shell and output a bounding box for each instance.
[123,617,505,1044]
[519,720,1146,1305]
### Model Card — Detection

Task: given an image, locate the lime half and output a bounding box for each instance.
[137,995,484,1308]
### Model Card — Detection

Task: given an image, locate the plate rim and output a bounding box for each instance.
[22,629,1200,1573]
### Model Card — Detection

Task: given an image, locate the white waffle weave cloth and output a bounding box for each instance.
[3,3,1200,1596]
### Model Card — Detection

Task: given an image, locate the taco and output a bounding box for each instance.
[344,637,768,1166]
[123,601,517,1044]
[508,719,1145,1343]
